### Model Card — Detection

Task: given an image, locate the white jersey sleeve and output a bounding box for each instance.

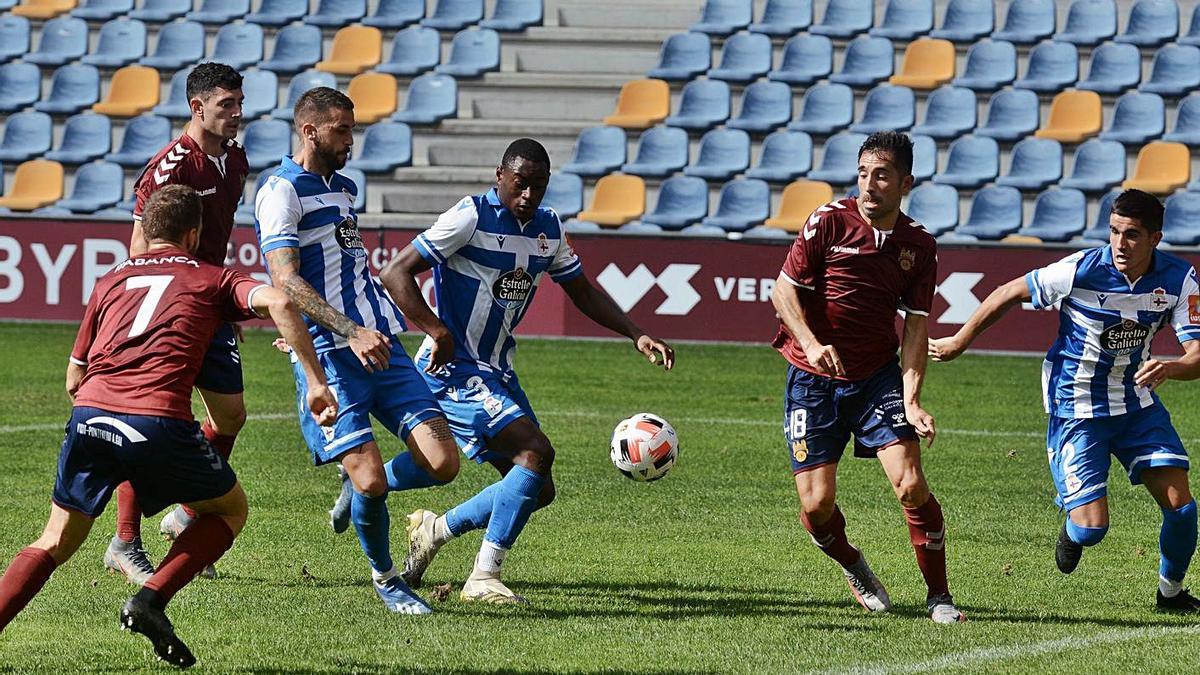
[546,210,583,283]
[1172,266,1200,344]
[1025,251,1084,310]
[255,175,302,254]
[413,196,479,265]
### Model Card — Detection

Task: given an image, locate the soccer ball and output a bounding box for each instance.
[610,413,679,482]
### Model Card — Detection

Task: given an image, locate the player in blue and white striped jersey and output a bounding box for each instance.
[378,139,675,604]
[930,189,1200,613]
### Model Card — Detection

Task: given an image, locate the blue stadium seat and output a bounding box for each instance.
[0,112,51,163]
[481,0,542,31]
[246,0,308,26]
[905,183,958,235]
[26,17,88,67]
[1183,4,1200,46]
[130,0,190,21]
[340,168,368,213]
[72,0,133,20]
[305,0,366,26]
[930,0,992,42]
[1116,0,1178,47]
[616,221,664,234]
[0,16,30,65]
[683,128,751,181]
[1013,40,1078,92]
[234,169,272,226]
[996,137,1062,190]
[952,39,1016,91]
[850,84,915,134]
[1060,139,1125,192]
[993,0,1055,44]
[1139,44,1200,97]
[243,119,292,171]
[378,26,441,76]
[1076,41,1140,94]
[768,34,832,86]
[910,85,976,139]
[976,87,1039,141]
[140,21,205,71]
[932,135,999,188]
[562,126,625,177]
[45,112,111,164]
[642,175,708,230]
[648,32,711,81]
[1164,93,1200,145]
[811,0,873,38]
[806,131,867,185]
[542,172,583,220]
[707,31,772,83]
[210,23,263,71]
[35,64,99,115]
[240,69,278,119]
[364,0,425,30]
[1016,188,1087,242]
[187,0,250,24]
[746,130,812,182]
[391,73,458,124]
[690,0,752,36]
[1100,92,1164,144]
[1163,191,1200,246]
[105,113,171,167]
[1054,0,1117,46]
[621,125,688,178]
[870,0,934,40]
[0,63,39,113]
[664,79,730,131]
[82,19,146,68]
[346,121,412,173]
[272,70,338,121]
[435,28,500,78]
[829,36,893,87]
[787,82,853,135]
[911,133,936,181]
[260,24,323,75]
[750,0,811,36]
[727,81,793,133]
[1080,188,1119,241]
[701,178,770,231]
[56,161,123,213]
[422,0,483,30]
[153,67,193,119]
[955,184,1023,239]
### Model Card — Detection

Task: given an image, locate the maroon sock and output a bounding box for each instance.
[143,515,234,605]
[800,505,861,568]
[115,481,142,543]
[0,548,57,632]
[905,493,949,598]
[201,420,237,461]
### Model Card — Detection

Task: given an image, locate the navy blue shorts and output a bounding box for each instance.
[51,407,238,518]
[194,322,244,395]
[783,360,918,473]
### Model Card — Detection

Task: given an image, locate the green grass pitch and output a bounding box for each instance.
[0,322,1198,673]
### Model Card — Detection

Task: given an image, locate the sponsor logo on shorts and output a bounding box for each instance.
[76,423,124,446]
[334,217,366,259]
[1099,318,1151,356]
[492,267,532,309]
[791,439,808,463]
[483,396,503,417]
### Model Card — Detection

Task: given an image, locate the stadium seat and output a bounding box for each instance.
[1099,92,1164,144]
[701,178,770,231]
[272,70,337,121]
[910,86,975,139]
[346,121,412,173]
[11,0,74,18]
[82,18,146,68]
[1015,188,1087,242]
[562,126,626,177]
[870,0,934,40]
[1060,139,1125,192]
[953,40,1017,91]
[0,160,64,211]
[1035,90,1101,144]
[378,26,441,76]
[54,160,123,213]
[806,132,867,185]
[187,0,248,24]
[787,82,854,135]
[542,172,583,220]
[1079,188,1119,241]
[260,24,323,75]
[1122,141,1189,194]
[746,130,812,182]
[976,88,1039,142]
[905,182,958,235]
[71,0,131,20]
[364,0,425,29]
[1164,93,1200,145]
[641,175,708,229]
[93,65,159,117]
[707,31,772,83]
[889,38,955,89]
[1183,4,1200,46]
[316,26,382,76]
[105,113,171,167]
[1162,190,1200,246]
[139,21,205,71]
[1139,44,1200,97]
[1013,40,1078,93]
[648,32,711,81]
[0,63,40,114]
[1054,0,1116,46]
[0,16,30,65]
[576,174,644,227]
[481,0,542,31]
[1116,0,1178,47]
[749,0,812,36]
[996,137,1062,190]
[690,0,752,36]
[768,34,832,86]
[603,79,670,130]
[435,28,500,78]
[930,0,992,42]
[620,126,688,178]
[762,179,833,231]
[421,0,483,31]
[35,64,99,115]
[210,23,264,71]
[0,111,52,163]
[25,16,87,67]
[129,0,188,21]
[1076,41,1140,94]
[955,184,1022,239]
[683,128,750,181]
[234,169,272,225]
[810,0,872,38]
[727,81,793,134]
[305,0,366,26]
[240,69,277,119]
[246,0,307,26]
[993,0,1055,44]
[243,119,291,171]
[45,112,110,164]
[391,73,457,125]
[911,133,936,181]
[932,134,999,188]
[153,67,193,119]
[347,72,397,124]
[850,84,915,134]
[829,36,893,88]
[664,79,730,131]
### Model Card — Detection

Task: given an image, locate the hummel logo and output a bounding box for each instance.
[803,216,818,240]
[197,187,217,196]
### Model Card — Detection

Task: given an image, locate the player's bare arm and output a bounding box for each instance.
[560,275,675,370]
[900,312,935,446]
[1136,340,1200,390]
[770,273,844,378]
[250,285,338,426]
[929,276,1031,362]
[378,245,455,372]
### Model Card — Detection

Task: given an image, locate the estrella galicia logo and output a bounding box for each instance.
[1099,318,1151,356]
[334,216,366,259]
[492,267,533,309]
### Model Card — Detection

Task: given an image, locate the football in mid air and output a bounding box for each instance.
[610,413,679,482]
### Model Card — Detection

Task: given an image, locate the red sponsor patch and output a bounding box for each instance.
[1189,295,1200,324]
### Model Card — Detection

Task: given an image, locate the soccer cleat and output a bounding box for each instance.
[927,594,967,623]
[460,573,528,605]
[373,575,433,615]
[401,509,442,589]
[159,509,216,580]
[329,464,353,535]
[104,536,156,587]
[120,596,196,668]
[1156,588,1200,613]
[1055,522,1084,574]
[842,555,891,612]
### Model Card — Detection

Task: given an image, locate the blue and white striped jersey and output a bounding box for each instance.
[413,188,583,373]
[1026,246,1200,419]
[254,156,406,353]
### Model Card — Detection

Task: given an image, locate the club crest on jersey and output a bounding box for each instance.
[334,216,366,259]
[1151,287,1169,310]
[899,248,916,271]
[537,233,550,255]
[791,439,808,463]
[492,266,533,309]
[1099,318,1151,356]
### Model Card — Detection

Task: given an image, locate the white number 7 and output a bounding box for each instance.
[125,275,174,337]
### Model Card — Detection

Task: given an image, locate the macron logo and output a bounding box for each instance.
[596,263,701,316]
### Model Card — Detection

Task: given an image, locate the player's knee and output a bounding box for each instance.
[208,407,247,435]
[893,475,929,509]
[426,450,459,484]
[515,438,555,474]
[355,476,389,498]
[800,498,836,524]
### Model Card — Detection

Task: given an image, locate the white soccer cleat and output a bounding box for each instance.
[401,509,442,589]
[842,555,891,612]
[928,594,967,623]
[159,508,216,580]
[460,573,528,605]
[103,536,156,587]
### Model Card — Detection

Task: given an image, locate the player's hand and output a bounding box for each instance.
[272,337,292,354]
[927,336,965,362]
[906,403,936,448]
[306,383,338,427]
[636,335,675,370]
[426,327,455,373]
[349,326,391,373]
[804,343,844,378]
[1135,358,1170,390]
[233,323,245,344]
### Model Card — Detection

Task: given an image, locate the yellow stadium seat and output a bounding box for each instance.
[347,72,397,124]
[1122,141,1191,195]
[1001,234,1044,245]
[1035,90,1102,144]
[316,26,383,76]
[764,180,835,232]
[11,0,75,19]
[602,79,670,130]
[0,160,64,211]
[576,174,645,227]
[92,66,160,117]
[888,38,956,90]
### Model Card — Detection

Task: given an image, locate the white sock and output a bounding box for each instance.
[1160,574,1183,598]
[433,515,454,546]
[372,565,397,584]
[173,505,196,528]
[474,541,507,575]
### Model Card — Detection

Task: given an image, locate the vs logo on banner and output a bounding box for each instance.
[596,263,702,316]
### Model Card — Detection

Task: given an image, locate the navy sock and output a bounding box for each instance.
[445,482,503,537]
[351,491,392,574]
[384,452,444,492]
[484,466,545,549]
[1161,500,1198,582]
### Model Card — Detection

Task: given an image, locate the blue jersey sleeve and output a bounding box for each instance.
[414,196,479,266]
[255,175,302,254]
[1026,251,1084,310]
[1172,266,1200,344]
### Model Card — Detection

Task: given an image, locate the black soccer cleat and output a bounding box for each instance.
[1055,522,1084,574]
[120,596,196,668]
[1157,588,1200,613]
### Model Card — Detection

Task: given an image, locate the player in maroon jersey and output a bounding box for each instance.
[0,186,336,668]
[769,132,964,623]
[105,63,253,584]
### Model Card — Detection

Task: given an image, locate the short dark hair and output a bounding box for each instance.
[501,138,551,171]
[294,86,354,127]
[186,62,243,101]
[141,185,202,243]
[858,131,914,177]
[1111,189,1165,233]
